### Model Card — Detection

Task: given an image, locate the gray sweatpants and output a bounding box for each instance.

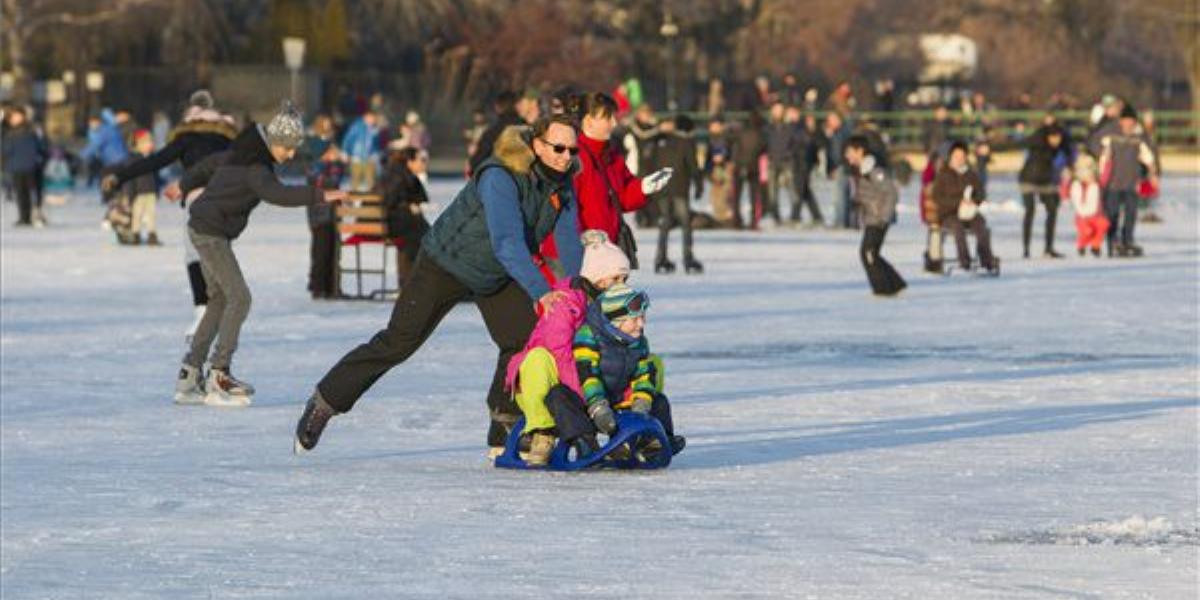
[183,229,251,370]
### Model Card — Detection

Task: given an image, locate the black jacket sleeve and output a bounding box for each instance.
[115,137,186,184]
[246,164,322,207]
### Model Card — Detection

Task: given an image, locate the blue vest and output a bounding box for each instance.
[422,158,573,295]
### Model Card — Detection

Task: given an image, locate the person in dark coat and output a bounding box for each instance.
[1,107,47,227]
[306,143,347,299]
[845,136,905,296]
[174,102,347,409]
[1017,124,1069,258]
[295,116,585,457]
[930,141,999,275]
[731,111,766,229]
[103,90,238,342]
[646,115,704,274]
[380,146,431,286]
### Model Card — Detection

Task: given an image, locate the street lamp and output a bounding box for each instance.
[660,14,680,112]
[85,71,104,120]
[282,37,306,106]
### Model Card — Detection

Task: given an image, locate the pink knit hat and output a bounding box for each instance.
[579,230,630,283]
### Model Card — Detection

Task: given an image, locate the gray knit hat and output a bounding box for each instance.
[189,89,215,110]
[265,100,305,149]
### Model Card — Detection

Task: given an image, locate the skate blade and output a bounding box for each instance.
[293,437,309,455]
[203,392,252,408]
[173,392,206,406]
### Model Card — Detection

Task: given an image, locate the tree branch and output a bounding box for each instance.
[19,0,164,35]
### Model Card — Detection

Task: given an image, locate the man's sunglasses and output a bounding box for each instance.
[539,137,579,156]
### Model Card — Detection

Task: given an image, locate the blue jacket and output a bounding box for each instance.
[421,127,582,300]
[341,117,380,161]
[80,109,129,167]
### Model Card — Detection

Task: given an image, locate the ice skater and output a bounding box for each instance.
[173,102,347,407]
[102,90,238,343]
[294,116,585,456]
[844,135,906,296]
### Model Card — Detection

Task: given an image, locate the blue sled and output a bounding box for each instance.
[494,412,672,472]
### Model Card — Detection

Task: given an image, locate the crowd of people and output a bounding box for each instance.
[0,75,1171,467]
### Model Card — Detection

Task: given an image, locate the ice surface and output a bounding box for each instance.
[2,175,1197,599]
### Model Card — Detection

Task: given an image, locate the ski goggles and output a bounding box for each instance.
[605,291,651,321]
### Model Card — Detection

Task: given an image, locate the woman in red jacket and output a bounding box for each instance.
[540,92,671,277]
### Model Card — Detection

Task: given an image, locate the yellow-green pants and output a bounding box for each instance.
[514,348,665,434]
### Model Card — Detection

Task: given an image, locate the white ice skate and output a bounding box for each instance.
[203,368,253,408]
[173,364,206,405]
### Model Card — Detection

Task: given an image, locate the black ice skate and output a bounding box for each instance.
[654,259,676,274]
[294,391,339,454]
[683,258,704,274]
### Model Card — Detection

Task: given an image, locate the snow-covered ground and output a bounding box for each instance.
[2,175,1197,599]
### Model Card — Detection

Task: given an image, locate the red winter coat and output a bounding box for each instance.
[541,133,646,264]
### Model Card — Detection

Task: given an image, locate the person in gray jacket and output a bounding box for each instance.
[845,136,906,296]
[1098,106,1158,257]
[174,102,347,408]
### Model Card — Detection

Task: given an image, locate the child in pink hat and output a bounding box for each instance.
[502,230,629,464]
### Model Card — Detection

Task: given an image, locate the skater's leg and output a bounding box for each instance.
[188,232,251,370]
[475,279,539,445]
[514,348,560,434]
[861,225,891,294]
[943,218,969,268]
[674,196,695,263]
[1103,189,1121,254]
[655,195,672,265]
[1042,192,1060,254]
[183,236,226,369]
[1120,190,1139,247]
[316,253,469,412]
[12,172,33,224]
[1021,192,1036,256]
[971,216,996,270]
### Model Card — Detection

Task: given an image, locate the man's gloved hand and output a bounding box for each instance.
[100,174,119,194]
[587,400,617,436]
[641,168,673,195]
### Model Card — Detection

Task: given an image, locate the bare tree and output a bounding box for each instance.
[2,0,166,102]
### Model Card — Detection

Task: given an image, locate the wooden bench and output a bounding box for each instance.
[336,193,404,300]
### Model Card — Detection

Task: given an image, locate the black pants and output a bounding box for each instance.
[308,223,340,297]
[545,385,676,443]
[316,252,537,445]
[943,215,996,270]
[860,225,906,296]
[10,171,36,224]
[1022,191,1060,254]
[791,165,823,224]
[655,195,694,264]
[1104,189,1139,249]
[731,165,762,228]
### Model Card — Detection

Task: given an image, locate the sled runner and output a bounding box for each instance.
[494,412,673,472]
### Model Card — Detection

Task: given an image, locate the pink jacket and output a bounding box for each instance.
[506,279,588,397]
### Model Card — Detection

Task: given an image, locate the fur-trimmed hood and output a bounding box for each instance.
[170,109,238,143]
[491,125,534,175]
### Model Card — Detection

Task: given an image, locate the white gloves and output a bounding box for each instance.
[641,168,674,195]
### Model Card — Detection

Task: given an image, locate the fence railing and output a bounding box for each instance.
[677,109,1200,150]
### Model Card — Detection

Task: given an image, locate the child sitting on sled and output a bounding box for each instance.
[509,269,684,466]
[505,230,630,465]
